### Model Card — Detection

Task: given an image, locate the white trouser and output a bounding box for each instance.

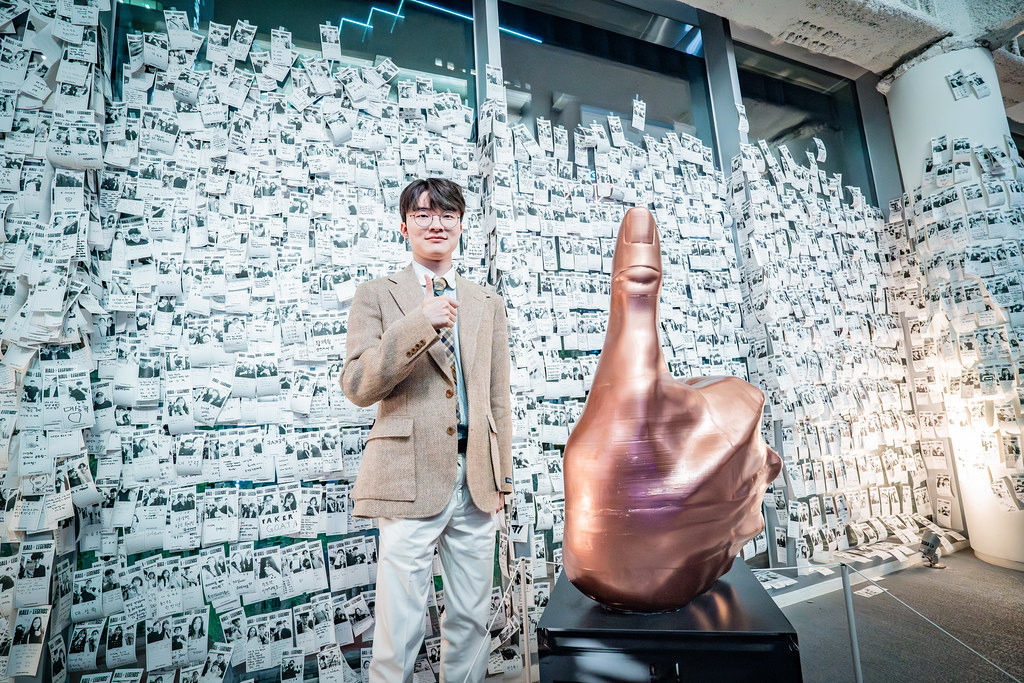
[369,454,495,683]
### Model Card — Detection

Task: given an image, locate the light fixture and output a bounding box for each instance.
[920,530,945,568]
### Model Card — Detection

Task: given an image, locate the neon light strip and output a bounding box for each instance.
[407,0,542,43]
[368,7,405,20]
[336,0,543,44]
[407,0,472,21]
[340,18,373,29]
[336,5,405,37]
[393,0,407,31]
[498,26,542,43]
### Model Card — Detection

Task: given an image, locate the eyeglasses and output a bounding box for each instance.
[409,211,461,229]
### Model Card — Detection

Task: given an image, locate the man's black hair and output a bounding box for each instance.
[399,178,465,220]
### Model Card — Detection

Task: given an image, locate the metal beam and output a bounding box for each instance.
[855,71,904,210]
[472,0,501,108]
[609,0,700,27]
[697,10,746,170]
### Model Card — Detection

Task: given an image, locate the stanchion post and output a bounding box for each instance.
[520,559,532,680]
[841,563,864,683]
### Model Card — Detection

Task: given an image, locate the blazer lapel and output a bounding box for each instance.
[387,264,423,315]
[388,264,454,384]
[455,274,482,379]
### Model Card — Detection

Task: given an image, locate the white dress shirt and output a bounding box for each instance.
[411,261,469,435]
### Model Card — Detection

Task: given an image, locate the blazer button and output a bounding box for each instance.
[406,351,412,357]
[446,389,454,398]
[446,426,455,436]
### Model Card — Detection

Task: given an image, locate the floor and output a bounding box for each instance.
[782,550,1024,682]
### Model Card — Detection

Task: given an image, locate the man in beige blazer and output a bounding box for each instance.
[342,178,512,683]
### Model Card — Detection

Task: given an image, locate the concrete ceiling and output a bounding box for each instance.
[995,48,1024,123]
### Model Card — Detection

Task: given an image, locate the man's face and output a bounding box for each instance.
[400,191,462,262]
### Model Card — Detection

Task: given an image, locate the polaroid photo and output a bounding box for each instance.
[104,612,137,668]
[202,487,239,546]
[253,544,283,603]
[192,644,227,683]
[15,539,55,608]
[342,593,374,638]
[3,605,49,676]
[67,617,102,672]
[70,567,103,622]
[317,642,347,683]
[226,541,254,600]
[49,634,67,683]
[142,31,169,70]
[226,19,256,61]
[196,546,233,611]
[319,23,341,61]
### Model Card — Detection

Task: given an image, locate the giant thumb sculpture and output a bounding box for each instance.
[562,208,782,612]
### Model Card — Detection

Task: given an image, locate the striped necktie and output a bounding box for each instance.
[432,277,461,424]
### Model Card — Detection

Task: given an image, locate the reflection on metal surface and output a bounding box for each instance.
[563,208,782,613]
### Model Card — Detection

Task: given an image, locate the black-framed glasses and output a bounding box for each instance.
[409,211,461,229]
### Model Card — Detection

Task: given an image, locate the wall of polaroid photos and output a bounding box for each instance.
[888,132,1024,529]
[11,6,1021,683]
[727,136,972,586]
[0,2,759,673]
[0,1,124,681]
[0,3,503,682]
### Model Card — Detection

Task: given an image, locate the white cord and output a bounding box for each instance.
[462,556,528,683]
[754,562,1022,682]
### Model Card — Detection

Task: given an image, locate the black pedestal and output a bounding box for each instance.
[537,559,802,682]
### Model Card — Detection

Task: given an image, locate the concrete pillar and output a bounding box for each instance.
[886,47,1024,570]
[887,48,1013,190]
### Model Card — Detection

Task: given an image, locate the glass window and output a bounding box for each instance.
[734,43,876,204]
[497,0,713,163]
[112,0,476,108]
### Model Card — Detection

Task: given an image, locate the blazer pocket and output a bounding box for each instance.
[353,416,417,502]
[487,413,502,490]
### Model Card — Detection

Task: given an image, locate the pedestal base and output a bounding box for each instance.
[537,559,802,682]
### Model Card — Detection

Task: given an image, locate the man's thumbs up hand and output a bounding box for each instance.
[421,274,458,330]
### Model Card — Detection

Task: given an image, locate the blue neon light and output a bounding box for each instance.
[340,17,373,29]
[335,0,543,45]
[498,26,542,43]
[335,4,405,38]
[409,0,543,43]
[407,0,472,21]
[368,7,405,19]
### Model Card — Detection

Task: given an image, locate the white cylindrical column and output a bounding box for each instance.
[888,47,1012,190]
[887,47,1024,570]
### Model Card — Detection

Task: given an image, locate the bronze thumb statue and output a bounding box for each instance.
[562,208,782,612]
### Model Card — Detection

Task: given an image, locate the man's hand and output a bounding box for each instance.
[421,274,459,330]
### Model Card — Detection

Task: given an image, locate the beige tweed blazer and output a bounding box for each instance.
[341,264,513,518]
